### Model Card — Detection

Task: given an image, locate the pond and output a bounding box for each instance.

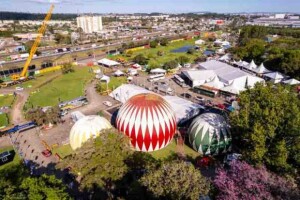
[171,45,196,53]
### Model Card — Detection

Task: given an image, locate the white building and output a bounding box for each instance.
[76,16,103,33]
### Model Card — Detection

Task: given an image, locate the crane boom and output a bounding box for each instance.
[13,4,54,80]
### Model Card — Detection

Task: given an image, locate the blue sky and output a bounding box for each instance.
[0,0,299,13]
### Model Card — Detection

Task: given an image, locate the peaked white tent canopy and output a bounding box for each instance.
[246,60,257,71]
[283,78,300,85]
[202,76,225,89]
[265,72,285,83]
[220,80,245,95]
[253,63,271,74]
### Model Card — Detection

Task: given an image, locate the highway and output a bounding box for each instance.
[0,31,192,70]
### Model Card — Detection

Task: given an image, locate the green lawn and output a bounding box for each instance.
[149,139,199,160]
[98,76,127,92]
[0,146,21,171]
[51,139,199,162]
[0,113,9,127]
[52,144,73,159]
[111,39,206,68]
[0,95,15,107]
[27,66,94,107]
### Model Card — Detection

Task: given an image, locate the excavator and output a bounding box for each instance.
[9,5,55,82]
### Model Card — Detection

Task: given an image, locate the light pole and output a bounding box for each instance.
[0,61,6,79]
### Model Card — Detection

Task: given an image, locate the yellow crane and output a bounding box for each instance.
[11,4,54,81]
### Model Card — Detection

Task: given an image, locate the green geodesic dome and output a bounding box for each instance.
[188,113,231,155]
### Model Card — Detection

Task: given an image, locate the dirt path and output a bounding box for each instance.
[11,92,29,125]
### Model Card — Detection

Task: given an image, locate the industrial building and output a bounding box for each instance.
[76,16,103,33]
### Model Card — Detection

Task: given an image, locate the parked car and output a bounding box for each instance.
[217,103,226,110]
[42,149,52,157]
[181,93,192,99]
[103,101,112,107]
[195,96,205,102]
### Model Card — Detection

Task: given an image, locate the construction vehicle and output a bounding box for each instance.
[10,5,54,82]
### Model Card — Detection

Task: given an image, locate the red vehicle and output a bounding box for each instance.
[217,103,226,110]
[42,149,52,157]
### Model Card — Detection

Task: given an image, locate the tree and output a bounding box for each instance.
[24,40,41,55]
[54,33,71,44]
[149,40,158,48]
[187,47,196,55]
[0,164,70,199]
[160,38,168,46]
[58,129,132,198]
[140,160,210,200]
[26,106,60,126]
[194,56,207,63]
[163,60,178,70]
[61,63,75,74]
[230,83,300,174]
[214,161,299,200]
[132,54,148,65]
[176,56,190,65]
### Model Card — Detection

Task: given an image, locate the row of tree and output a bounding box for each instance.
[230,26,300,79]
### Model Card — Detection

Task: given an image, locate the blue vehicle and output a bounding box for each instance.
[0,122,37,135]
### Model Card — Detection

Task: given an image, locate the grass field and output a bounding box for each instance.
[0,146,21,171]
[111,39,206,68]
[98,76,127,92]
[0,95,15,107]
[27,66,93,107]
[149,139,199,160]
[52,144,73,159]
[0,113,9,127]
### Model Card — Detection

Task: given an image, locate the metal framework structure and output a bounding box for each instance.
[11,4,54,81]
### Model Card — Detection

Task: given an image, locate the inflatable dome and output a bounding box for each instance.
[116,93,176,152]
[69,115,112,150]
[188,113,231,155]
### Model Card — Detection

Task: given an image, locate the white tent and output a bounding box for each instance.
[220,80,245,95]
[202,76,225,89]
[98,58,120,67]
[182,70,216,87]
[195,39,205,45]
[265,72,285,83]
[246,75,265,88]
[253,63,271,74]
[283,78,300,85]
[109,84,204,123]
[219,53,232,62]
[100,75,110,83]
[164,96,204,124]
[150,68,166,74]
[246,60,257,71]
[114,70,124,76]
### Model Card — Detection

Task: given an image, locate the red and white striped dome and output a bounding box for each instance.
[116,93,177,152]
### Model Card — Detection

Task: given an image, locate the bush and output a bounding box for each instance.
[187,48,196,55]
[150,41,158,48]
[61,63,74,74]
[160,38,168,46]
[132,54,148,65]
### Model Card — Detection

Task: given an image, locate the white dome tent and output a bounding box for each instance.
[69,115,112,150]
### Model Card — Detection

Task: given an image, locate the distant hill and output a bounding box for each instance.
[0,12,77,20]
